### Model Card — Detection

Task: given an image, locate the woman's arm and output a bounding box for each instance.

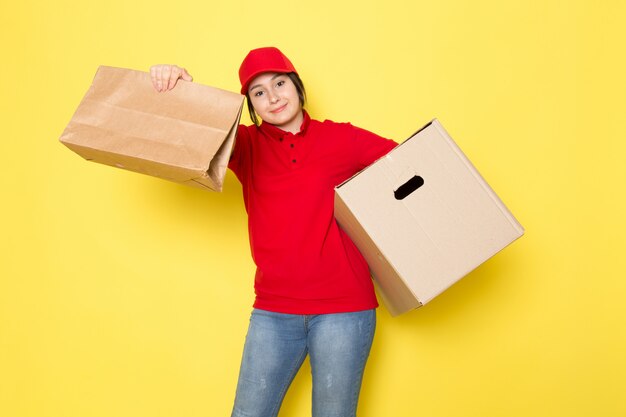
[149,64,193,92]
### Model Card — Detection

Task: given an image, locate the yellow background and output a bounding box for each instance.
[1,0,625,416]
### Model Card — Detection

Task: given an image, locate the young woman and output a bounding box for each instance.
[150,47,397,417]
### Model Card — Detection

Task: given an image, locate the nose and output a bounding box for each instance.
[269,91,280,104]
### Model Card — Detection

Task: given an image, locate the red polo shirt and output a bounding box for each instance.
[228,111,397,314]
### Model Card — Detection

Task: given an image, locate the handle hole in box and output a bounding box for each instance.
[394,175,424,200]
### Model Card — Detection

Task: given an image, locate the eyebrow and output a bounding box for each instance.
[249,73,285,92]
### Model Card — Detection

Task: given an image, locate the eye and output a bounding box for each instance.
[253,90,264,97]
[276,80,285,87]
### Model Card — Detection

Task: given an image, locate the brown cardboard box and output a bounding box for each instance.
[60,66,244,191]
[334,119,524,316]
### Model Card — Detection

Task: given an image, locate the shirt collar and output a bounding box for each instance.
[258,110,311,139]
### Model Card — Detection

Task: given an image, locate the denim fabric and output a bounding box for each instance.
[231,308,376,417]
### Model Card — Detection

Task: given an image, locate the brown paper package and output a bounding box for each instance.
[60,66,244,191]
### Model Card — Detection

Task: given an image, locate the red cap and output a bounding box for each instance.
[238,47,298,94]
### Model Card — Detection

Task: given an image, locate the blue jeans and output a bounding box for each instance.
[231,308,376,417]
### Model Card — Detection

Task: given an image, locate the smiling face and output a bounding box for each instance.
[247,72,304,134]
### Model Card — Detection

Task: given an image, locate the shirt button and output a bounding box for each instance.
[292,159,297,163]
[279,138,283,142]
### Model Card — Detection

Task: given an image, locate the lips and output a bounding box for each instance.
[270,103,287,114]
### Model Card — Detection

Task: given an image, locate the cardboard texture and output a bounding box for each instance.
[60,66,244,191]
[335,119,524,316]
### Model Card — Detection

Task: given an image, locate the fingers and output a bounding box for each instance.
[163,65,174,90]
[149,64,193,92]
[181,68,193,82]
[150,65,162,91]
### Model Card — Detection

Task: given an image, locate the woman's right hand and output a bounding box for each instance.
[149,64,193,92]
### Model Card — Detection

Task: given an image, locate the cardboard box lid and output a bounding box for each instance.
[335,119,524,316]
[60,66,244,191]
